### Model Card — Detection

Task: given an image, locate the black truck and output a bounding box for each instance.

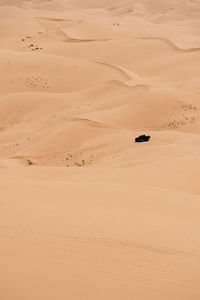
[135,135,150,143]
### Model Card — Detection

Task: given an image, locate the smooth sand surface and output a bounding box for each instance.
[1,1,200,299]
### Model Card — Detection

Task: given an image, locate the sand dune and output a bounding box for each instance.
[1,0,200,299]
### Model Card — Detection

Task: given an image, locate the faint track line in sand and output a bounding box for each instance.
[0,224,199,259]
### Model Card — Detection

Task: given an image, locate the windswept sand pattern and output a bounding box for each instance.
[1,1,200,300]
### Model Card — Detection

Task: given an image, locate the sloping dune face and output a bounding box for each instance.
[1,1,200,299]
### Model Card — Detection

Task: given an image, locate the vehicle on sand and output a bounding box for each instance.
[135,135,150,143]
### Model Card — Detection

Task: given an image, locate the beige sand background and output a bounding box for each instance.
[1,0,200,299]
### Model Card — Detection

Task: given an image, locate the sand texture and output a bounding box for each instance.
[1,0,200,299]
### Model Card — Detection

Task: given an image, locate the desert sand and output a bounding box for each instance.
[1,0,200,299]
